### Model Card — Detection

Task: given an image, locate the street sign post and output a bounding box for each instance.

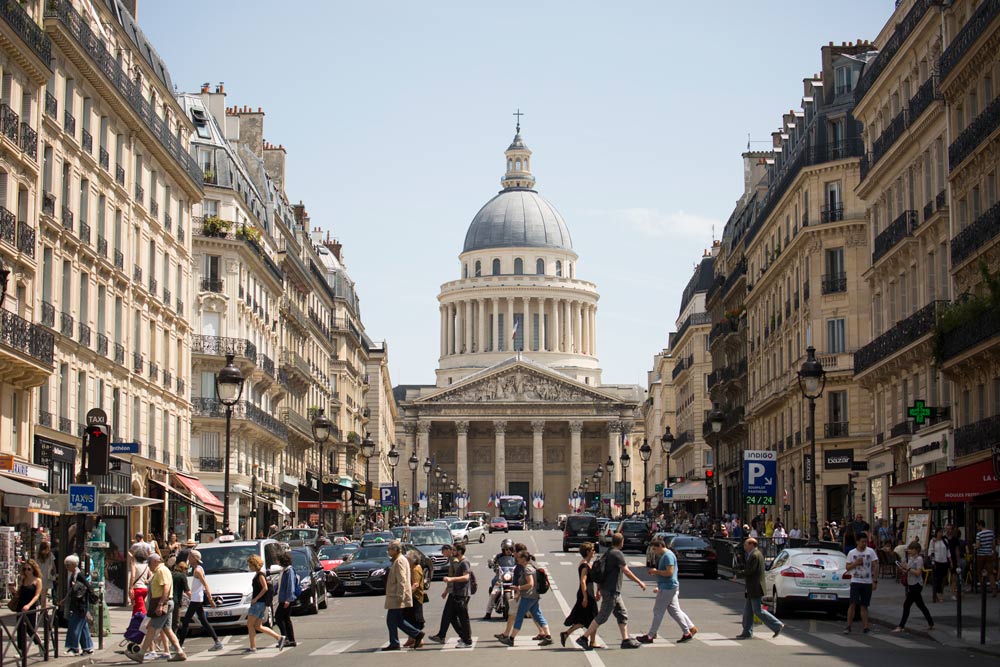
[743,450,777,506]
[69,484,97,513]
[662,488,674,500]
[379,485,398,508]
[109,442,141,455]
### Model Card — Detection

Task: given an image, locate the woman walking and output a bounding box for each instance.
[402,550,426,647]
[383,541,424,650]
[560,543,598,647]
[928,528,950,603]
[497,550,552,646]
[36,542,56,606]
[129,549,152,615]
[170,560,189,634]
[893,542,934,633]
[177,551,223,650]
[15,560,43,657]
[245,555,283,653]
[60,555,94,655]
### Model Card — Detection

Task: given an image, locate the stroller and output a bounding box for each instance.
[120,611,146,656]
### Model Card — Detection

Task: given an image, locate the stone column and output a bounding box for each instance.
[563,300,572,352]
[447,304,455,355]
[581,303,590,355]
[493,421,506,496]
[531,420,545,523]
[416,421,431,501]
[539,297,547,351]
[404,422,418,498]
[590,305,597,357]
[524,297,532,351]
[464,300,473,354]
[455,420,469,498]
[506,298,515,353]
[439,306,447,358]
[607,420,621,511]
[552,298,561,352]
[574,301,583,354]
[477,299,486,353]
[569,420,583,492]
[491,298,499,352]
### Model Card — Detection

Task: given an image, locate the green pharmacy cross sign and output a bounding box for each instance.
[908,400,932,425]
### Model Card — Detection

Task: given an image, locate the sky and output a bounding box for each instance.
[141,0,892,387]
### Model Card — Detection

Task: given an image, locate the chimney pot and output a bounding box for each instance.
[201,82,210,93]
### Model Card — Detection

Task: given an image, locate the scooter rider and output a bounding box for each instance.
[484,539,516,619]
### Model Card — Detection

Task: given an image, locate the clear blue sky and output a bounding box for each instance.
[141,0,891,387]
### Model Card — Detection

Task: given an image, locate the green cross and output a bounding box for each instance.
[908,400,932,425]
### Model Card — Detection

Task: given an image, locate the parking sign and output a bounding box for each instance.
[743,450,777,505]
[379,485,398,507]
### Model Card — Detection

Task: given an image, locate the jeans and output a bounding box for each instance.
[386,609,421,647]
[177,601,220,645]
[275,602,296,643]
[741,596,782,636]
[899,584,933,628]
[513,597,547,631]
[648,588,693,636]
[65,609,93,652]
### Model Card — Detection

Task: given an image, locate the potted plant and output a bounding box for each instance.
[201,215,231,237]
[346,431,361,445]
[236,225,262,243]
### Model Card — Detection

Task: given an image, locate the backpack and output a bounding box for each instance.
[589,554,608,586]
[469,570,478,595]
[291,569,303,599]
[535,567,550,595]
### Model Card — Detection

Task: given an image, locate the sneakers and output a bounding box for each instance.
[621,638,641,649]
[455,640,474,648]
[576,636,591,651]
[842,627,852,635]
[65,649,80,656]
[538,636,553,646]
[167,652,187,662]
[427,635,445,644]
[276,637,286,650]
[209,642,224,652]
[497,635,514,647]
[246,648,257,654]
[283,642,297,648]
[635,634,655,644]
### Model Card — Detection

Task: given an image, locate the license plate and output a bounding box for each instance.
[344,581,362,587]
[205,609,229,617]
[578,532,588,536]
[809,593,836,600]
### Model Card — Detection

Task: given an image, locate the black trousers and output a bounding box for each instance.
[449,596,472,643]
[275,602,295,643]
[435,595,463,638]
[932,562,949,596]
[177,602,220,645]
[899,584,933,628]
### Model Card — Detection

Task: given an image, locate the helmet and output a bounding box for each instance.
[501,538,514,551]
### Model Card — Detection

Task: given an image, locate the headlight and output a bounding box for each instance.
[502,573,512,582]
[371,568,387,577]
[241,591,252,604]
[299,577,311,590]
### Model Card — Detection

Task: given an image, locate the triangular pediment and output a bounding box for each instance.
[417,358,621,404]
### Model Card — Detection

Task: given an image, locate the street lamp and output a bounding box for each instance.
[408,451,419,519]
[311,408,333,533]
[798,346,827,547]
[619,449,630,520]
[434,465,442,518]
[449,480,456,514]
[215,353,245,534]
[639,439,652,510]
[708,405,725,520]
[605,455,615,517]
[387,444,400,524]
[660,426,674,500]
[361,433,376,527]
[594,463,605,517]
[423,458,432,519]
[250,467,258,538]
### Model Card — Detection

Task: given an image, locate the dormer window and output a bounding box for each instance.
[835,65,852,97]
[191,108,210,139]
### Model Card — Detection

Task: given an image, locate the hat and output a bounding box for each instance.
[831,521,838,526]
[185,539,197,547]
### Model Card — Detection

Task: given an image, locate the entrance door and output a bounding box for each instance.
[509,481,529,499]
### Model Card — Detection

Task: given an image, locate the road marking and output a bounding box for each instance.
[649,637,677,648]
[694,632,739,647]
[549,563,605,667]
[868,633,932,649]
[761,634,807,648]
[814,632,867,648]
[310,640,357,656]
[559,561,573,566]
[186,636,239,661]
[244,646,285,659]
[442,637,479,651]
[630,561,645,567]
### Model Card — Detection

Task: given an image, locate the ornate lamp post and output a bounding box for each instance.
[619,449,631,520]
[215,353,245,534]
[708,405,725,519]
[361,433,376,526]
[605,455,615,518]
[798,346,827,547]
[639,439,652,509]
[434,465,442,518]
[310,408,333,533]
[660,426,674,506]
[387,443,400,524]
[423,458,432,519]
[594,463,605,517]
[408,451,419,520]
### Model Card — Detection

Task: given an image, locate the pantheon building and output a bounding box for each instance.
[395,125,642,523]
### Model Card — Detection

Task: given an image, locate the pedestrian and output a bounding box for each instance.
[402,551,426,646]
[773,523,787,548]
[128,552,185,663]
[383,541,425,650]
[893,541,934,632]
[842,523,857,556]
[947,526,966,598]
[167,533,180,558]
[496,549,552,646]
[129,549,152,615]
[170,559,189,634]
[560,542,597,646]
[245,554,283,653]
[577,533,647,650]
[35,542,56,606]
[427,543,464,643]
[59,555,93,656]
[844,532,879,634]
[789,525,801,539]
[974,520,996,597]
[928,528,950,603]
[15,559,43,658]
[177,550,223,651]
[735,537,783,639]
[635,537,697,644]
[877,519,892,546]
[851,513,870,540]
[274,551,298,648]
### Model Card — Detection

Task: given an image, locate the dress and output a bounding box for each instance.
[564,561,596,626]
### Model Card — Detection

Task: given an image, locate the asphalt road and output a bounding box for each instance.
[98,529,985,667]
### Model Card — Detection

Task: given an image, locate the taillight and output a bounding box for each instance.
[843,573,851,580]
[780,567,805,578]
[564,531,570,538]
[706,552,717,560]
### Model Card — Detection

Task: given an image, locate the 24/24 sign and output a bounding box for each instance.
[743,450,776,505]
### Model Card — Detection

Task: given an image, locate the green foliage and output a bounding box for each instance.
[202,215,232,237]
[932,261,1000,363]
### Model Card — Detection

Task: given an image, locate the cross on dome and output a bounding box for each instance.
[503,110,534,190]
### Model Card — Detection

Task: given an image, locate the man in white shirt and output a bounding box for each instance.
[788,525,802,539]
[844,533,879,634]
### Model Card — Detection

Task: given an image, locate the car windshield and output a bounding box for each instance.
[409,529,452,545]
[362,532,393,543]
[199,545,259,574]
[790,553,846,569]
[492,518,506,524]
[290,550,313,575]
[319,544,356,560]
[451,521,470,530]
[348,545,390,562]
[566,516,595,530]
[272,529,316,542]
[607,522,620,532]
[621,522,646,533]
[670,537,710,549]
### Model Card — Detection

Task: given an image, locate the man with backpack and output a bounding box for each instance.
[578,533,646,650]
[430,543,473,648]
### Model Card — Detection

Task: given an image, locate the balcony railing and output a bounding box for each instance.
[0,206,13,245]
[114,342,125,365]
[96,235,107,257]
[939,0,1000,82]
[132,351,143,373]
[176,377,185,395]
[952,200,1000,267]
[134,182,143,205]
[198,457,224,472]
[115,163,125,186]
[44,0,205,187]
[949,91,1000,171]
[132,265,142,283]
[63,110,74,136]
[78,220,90,245]
[0,103,17,143]
[820,204,844,224]
[675,311,712,345]
[77,321,90,347]
[14,221,33,258]
[96,332,108,356]
[280,408,312,436]
[191,334,258,361]
[150,198,158,218]
[19,122,36,159]
[59,311,73,337]
[175,297,183,315]
[280,348,311,379]
[148,361,158,380]
[873,210,919,263]
[58,416,73,434]
[890,421,913,439]
[193,218,284,283]
[0,0,52,64]
[191,398,288,440]
[854,300,948,374]
[824,422,850,438]
[257,353,275,378]
[40,301,54,327]
[42,192,54,217]
[939,302,1000,362]
[162,287,171,304]
[855,0,937,103]
[162,369,172,388]
[99,146,109,170]
[0,309,54,365]
[954,414,1000,458]
[821,272,847,294]
[670,429,695,454]
[148,277,157,295]
[200,278,223,293]
[44,91,56,118]
[81,127,92,154]
[61,205,73,231]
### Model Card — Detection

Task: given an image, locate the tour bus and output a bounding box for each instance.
[498,495,528,529]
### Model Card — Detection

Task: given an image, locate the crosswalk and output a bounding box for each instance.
[173,626,935,658]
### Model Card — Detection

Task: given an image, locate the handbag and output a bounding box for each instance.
[7,591,20,612]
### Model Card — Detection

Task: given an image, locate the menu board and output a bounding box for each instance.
[904,510,931,550]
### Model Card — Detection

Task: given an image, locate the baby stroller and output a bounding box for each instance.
[120,611,146,656]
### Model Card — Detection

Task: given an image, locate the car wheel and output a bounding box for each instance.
[479,532,486,543]
[318,582,328,609]
[310,588,320,615]
[771,587,784,618]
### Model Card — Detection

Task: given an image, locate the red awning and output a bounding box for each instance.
[297,501,343,510]
[174,473,225,513]
[926,459,1000,503]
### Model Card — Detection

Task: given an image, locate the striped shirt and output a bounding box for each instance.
[976,529,995,556]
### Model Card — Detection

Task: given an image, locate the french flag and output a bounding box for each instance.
[487,492,495,508]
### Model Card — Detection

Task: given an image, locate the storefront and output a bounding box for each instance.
[0,455,51,557]
[866,451,895,524]
[298,471,351,530]
[908,427,951,479]
[173,472,224,536]
[888,457,1000,538]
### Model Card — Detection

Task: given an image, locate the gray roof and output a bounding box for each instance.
[463,189,573,253]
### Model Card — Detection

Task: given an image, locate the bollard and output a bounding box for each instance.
[956,571,962,638]
[43,605,50,661]
[98,588,105,650]
[981,575,987,645]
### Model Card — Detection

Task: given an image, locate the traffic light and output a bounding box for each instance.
[85,424,110,476]
[705,469,714,480]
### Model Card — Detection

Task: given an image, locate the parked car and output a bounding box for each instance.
[271,528,319,547]
[489,517,509,533]
[288,546,329,614]
[318,543,359,584]
[664,535,718,579]
[180,538,282,630]
[361,531,394,545]
[600,521,620,546]
[407,527,455,579]
[450,520,486,544]
[619,520,652,552]
[764,548,850,617]
[645,532,678,567]
[330,543,432,596]
[562,514,600,553]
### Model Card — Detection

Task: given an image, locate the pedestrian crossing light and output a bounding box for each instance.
[705,469,714,480]
[84,424,110,476]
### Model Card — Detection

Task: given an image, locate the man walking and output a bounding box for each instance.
[129,553,185,662]
[635,538,697,643]
[736,537,783,639]
[383,541,424,650]
[427,544,463,643]
[974,520,996,596]
[578,533,646,650]
[439,543,473,648]
[844,532,879,633]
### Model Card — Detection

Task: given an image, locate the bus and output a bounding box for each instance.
[498,495,528,529]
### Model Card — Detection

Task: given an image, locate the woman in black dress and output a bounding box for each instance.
[560,542,600,647]
[16,559,43,657]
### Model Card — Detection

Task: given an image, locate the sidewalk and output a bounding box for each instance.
[1,606,132,667]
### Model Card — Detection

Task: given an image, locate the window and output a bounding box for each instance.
[514,258,523,275]
[828,390,848,424]
[463,264,468,279]
[492,258,500,275]
[536,258,544,275]
[474,260,481,277]
[555,260,562,277]
[190,108,211,139]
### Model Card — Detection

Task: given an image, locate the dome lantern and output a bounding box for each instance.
[501,110,535,190]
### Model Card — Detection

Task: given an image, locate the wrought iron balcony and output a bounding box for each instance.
[257,353,275,378]
[148,276,157,294]
[38,410,52,428]
[820,204,844,224]
[175,297,183,315]
[114,342,125,365]
[821,273,847,294]
[280,407,313,437]
[908,76,939,125]
[200,278,223,293]
[63,110,74,136]
[873,210,918,263]
[134,182,143,205]
[824,422,850,438]
[949,91,1000,171]
[0,206,13,245]
[164,213,171,232]
[115,164,125,186]
[59,311,73,337]
[148,361,158,380]
[0,0,51,64]
[176,377,185,395]
[162,369,172,388]
[854,300,947,374]
[855,0,937,103]
[1,308,54,365]
[96,332,108,356]
[191,334,257,361]
[939,302,1000,362]
[81,128,92,154]
[939,0,1000,81]
[162,287,171,304]
[40,301,54,327]
[132,351,143,373]
[78,220,90,245]
[97,146,109,171]
[58,416,73,434]
[44,91,56,119]
[191,398,288,440]
[19,122,36,159]
[198,457,224,472]
[955,414,1000,458]
[42,192,54,217]
[0,103,17,143]
[280,348,311,380]
[952,198,1000,268]
[150,198,158,218]
[133,265,142,282]
[178,225,185,243]
[77,322,90,347]
[869,110,905,171]
[61,205,72,231]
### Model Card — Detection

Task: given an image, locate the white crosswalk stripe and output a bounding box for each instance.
[559,561,573,566]
[814,633,873,648]
[441,636,479,651]
[868,633,932,649]
[761,634,807,648]
[309,640,357,655]
[694,632,740,647]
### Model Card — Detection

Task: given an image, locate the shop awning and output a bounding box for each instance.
[273,500,292,515]
[0,475,44,498]
[888,477,927,509]
[8,493,162,513]
[925,459,1000,503]
[668,480,708,501]
[174,473,225,514]
[101,493,163,508]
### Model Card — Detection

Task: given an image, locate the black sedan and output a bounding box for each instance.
[330,543,432,596]
[288,546,329,614]
[664,535,719,579]
[406,527,455,579]
[619,520,652,552]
